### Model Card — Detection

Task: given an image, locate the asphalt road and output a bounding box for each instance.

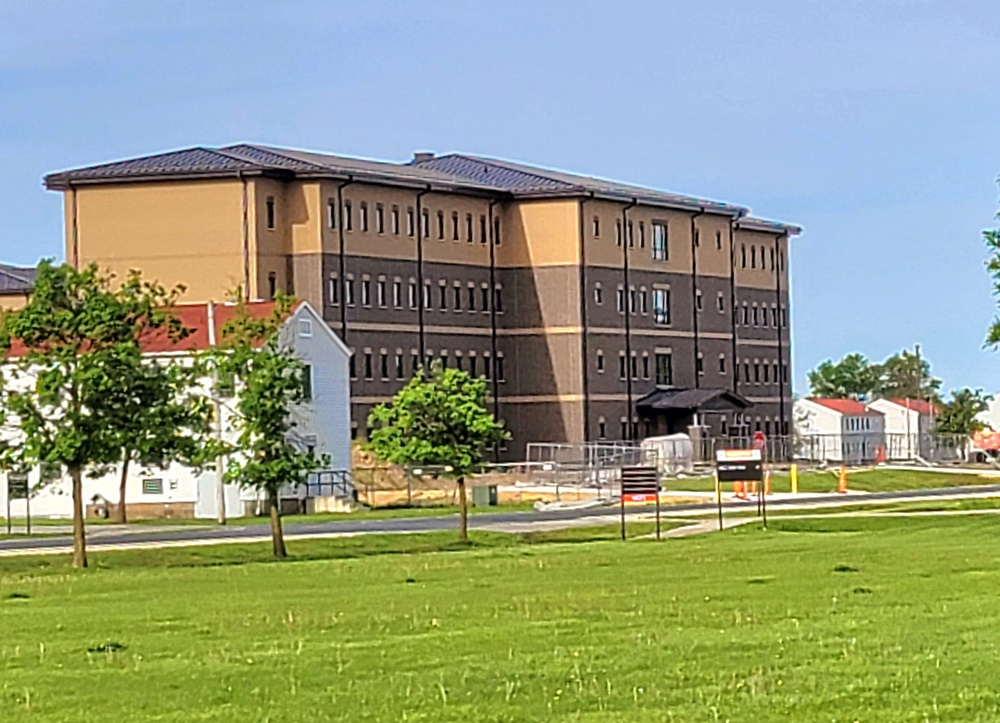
[2,483,999,554]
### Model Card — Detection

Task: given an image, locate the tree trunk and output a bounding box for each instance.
[269,488,287,559]
[457,477,468,543]
[114,454,130,524]
[70,465,88,569]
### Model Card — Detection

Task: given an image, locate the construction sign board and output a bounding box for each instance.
[715,449,763,483]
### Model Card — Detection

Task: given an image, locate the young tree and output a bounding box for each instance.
[367,364,508,542]
[985,203,1000,347]
[0,262,182,568]
[807,353,882,400]
[211,295,324,559]
[935,388,992,436]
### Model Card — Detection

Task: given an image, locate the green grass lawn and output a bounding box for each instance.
[3,516,1000,721]
[670,467,1000,495]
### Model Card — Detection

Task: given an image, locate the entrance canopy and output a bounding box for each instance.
[635,387,752,414]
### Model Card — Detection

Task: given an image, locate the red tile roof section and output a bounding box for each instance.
[889,398,938,415]
[7,301,293,357]
[808,398,874,415]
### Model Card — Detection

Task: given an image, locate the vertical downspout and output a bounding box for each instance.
[729,215,739,397]
[622,198,638,440]
[578,194,593,442]
[335,177,354,341]
[775,233,787,437]
[415,186,431,366]
[240,173,250,302]
[690,208,706,388]
[488,199,501,421]
[68,183,80,269]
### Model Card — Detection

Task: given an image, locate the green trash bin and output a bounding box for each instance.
[472,484,498,507]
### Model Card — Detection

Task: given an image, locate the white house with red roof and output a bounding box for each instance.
[0,300,352,520]
[866,398,936,460]
[793,398,886,464]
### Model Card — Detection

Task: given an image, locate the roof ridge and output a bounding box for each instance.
[439,153,583,190]
[216,144,330,172]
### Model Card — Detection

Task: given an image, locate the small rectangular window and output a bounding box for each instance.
[619,353,626,380]
[142,478,164,495]
[466,214,474,243]
[615,220,622,247]
[655,353,673,386]
[717,292,725,313]
[328,274,339,306]
[596,350,605,373]
[652,223,668,260]
[719,355,726,374]
[349,353,357,379]
[267,272,277,300]
[376,279,386,307]
[695,290,703,312]
[453,285,462,311]
[376,204,385,234]
[407,207,415,236]
[395,353,404,380]
[301,363,313,400]
[345,277,355,305]
[697,353,704,375]
[421,208,430,237]
[328,199,337,229]
[467,286,476,311]
[266,197,275,230]
[408,281,417,309]
[653,288,670,325]
[481,286,489,312]
[380,352,389,380]
[360,203,369,232]
[438,283,447,311]
[480,215,487,244]
[593,216,600,238]
[716,230,722,250]
[437,210,445,240]
[364,352,373,380]
[638,221,645,248]
[451,212,459,241]
[493,217,501,246]
[642,354,650,379]
[493,286,503,313]
[594,285,603,305]
[344,201,353,231]
[392,206,400,235]
[393,280,402,308]
[361,279,371,307]
[298,319,313,338]
[496,355,505,382]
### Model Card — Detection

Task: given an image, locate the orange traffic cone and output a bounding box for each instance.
[750,480,758,496]
[837,466,848,494]
[734,481,747,500]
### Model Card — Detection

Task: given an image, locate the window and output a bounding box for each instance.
[364,351,373,380]
[455,353,463,372]
[395,352,404,380]
[344,201,353,231]
[451,212,459,241]
[716,230,722,250]
[351,422,358,441]
[621,419,628,440]
[423,281,431,309]
[466,214,473,243]
[653,288,670,325]
[438,282,447,311]
[770,247,776,270]
[411,351,419,375]
[754,362,761,383]
[693,228,700,247]
[469,354,478,377]
[627,220,634,248]
[717,292,725,313]
[376,279,386,307]
[361,278,371,307]
[483,354,492,380]
[615,220,622,246]
[493,286,504,313]
[480,215,487,244]
[744,361,750,382]
[421,208,430,237]
[380,351,389,380]
[302,363,313,400]
[642,353,650,379]
[761,305,768,327]
[349,352,357,379]
[142,478,164,495]
[772,307,778,327]
[655,352,673,386]
[376,204,384,234]
[267,272,276,300]
[695,290,703,312]
[752,305,759,326]
[782,363,788,383]
[638,221,645,248]
[618,352,627,380]
[640,288,648,315]
[453,284,462,311]
[630,352,638,380]
[719,354,726,374]
[628,287,636,314]
[328,274,339,306]
[742,304,749,325]
[360,202,369,233]
[697,353,704,376]
[493,217,501,246]
[598,417,606,439]
[616,286,625,313]
[496,355,505,382]
[391,206,400,235]
[773,362,779,383]
[652,222,668,260]
[408,280,417,309]
[393,279,402,308]
[467,285,476,311]
[763,363,769,383]
[740,243,746,267]
[407,207,415,236]
[266,197,275,230]
[328,199,337,229]
[594,283,603,305]
[781,307,787,327]
[593,216,600,237]
[481,285,489,312]
[751,245,756,268]
[437,210,445,240]
[596,350,605,373]
[298,319,313,338]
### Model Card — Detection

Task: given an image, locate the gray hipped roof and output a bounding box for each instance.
[636,387,753,412]
[44,145,801,233]
[0,264,36,295]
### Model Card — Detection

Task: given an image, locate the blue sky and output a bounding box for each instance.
[2,0,998,395]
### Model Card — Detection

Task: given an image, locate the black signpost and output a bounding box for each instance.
[620,466,660,541]
[714,450,765,531]
[6,475,30,536]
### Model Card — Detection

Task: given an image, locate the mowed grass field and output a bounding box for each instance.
[2,517,1000,721]
[671,467,1000,495]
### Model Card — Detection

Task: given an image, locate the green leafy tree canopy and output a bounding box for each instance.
[935,388,992,436]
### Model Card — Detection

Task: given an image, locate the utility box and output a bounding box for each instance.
[471,484,498,507]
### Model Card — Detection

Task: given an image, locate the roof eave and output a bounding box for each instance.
[43,169,270,191]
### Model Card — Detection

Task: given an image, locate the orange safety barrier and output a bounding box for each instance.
[764,470,772,495]
[837,466,848,494]
[750,480,758,496]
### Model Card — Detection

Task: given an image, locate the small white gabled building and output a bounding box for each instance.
[866,398,935,460]
[793,398,885,464]
[0,300,352,520]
